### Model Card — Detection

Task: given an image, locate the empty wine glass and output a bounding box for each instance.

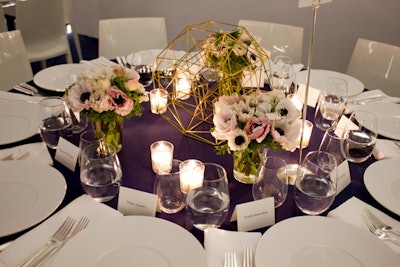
[272,55,296,95]
[132,50,155,87]
[342,110,378,163]
[294,151,338,215]
[314,77,348,131]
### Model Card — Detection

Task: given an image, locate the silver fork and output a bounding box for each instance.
[243,246,254,267]
[224,251,237,267]
[363,216,400,247]
[17,217,75,267]
[32,217,89,266]
[364,209,400,237]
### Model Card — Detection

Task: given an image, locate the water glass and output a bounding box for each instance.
[319,127,346,165]
[78,129,105,166]
[186,163,230,231]
[294,151,338,215]
[272,55,296,95]
[154,159,186,214]
[252,156,288,208]
[343,110,378,163]
[39,97,73,149]
[314,77,348,131]
[80,143,122,202]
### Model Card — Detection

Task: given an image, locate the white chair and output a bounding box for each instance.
[15,0,73,69]
[347,38,400,97]
[0,6,7,32]
[99,17,168,60]
[0,30,33,91]
[238,19,304,63]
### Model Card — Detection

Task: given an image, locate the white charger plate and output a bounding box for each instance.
[255,216,398,267]
[0,161,66,237]
[52,216,207,267]
[356,102,400,140]
[0,101,39,145]
[33,63,90,92]
[364,158,400,215]
[296,69,365,97]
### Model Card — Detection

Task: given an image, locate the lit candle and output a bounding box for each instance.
[150,88,168,114]
[296,120,313,149]
[179,159,205,194]
[174,76,191,100]
[150,141,174,174]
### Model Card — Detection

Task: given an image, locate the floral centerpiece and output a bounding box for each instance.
[65,64,149,151]
[211,90,301,183]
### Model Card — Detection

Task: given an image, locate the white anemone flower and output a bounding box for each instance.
[275,98,299,121]
[227,128,250,151]
[235,101,254,123]
[271,120,301,152]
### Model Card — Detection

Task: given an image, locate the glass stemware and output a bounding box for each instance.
[272,55,296,95]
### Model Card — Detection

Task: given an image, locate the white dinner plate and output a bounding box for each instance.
[356,102,400,140]
[364,158,400,215]
[52,216,207,267]
[0,101,39,145]
[255,216,398,267]
[33,63,90,92]
[0,161,66,237]
[296,69,365,97]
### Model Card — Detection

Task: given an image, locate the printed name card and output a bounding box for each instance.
[118,186,158,217]
[55,137,79,171]
[336,160,351,194]
[231,198,275,232]
[297,84,321,108]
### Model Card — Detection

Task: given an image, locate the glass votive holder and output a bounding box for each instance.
[174,76,191,100]
[296,120,313,149]
[179,159,205,194]
[150,88,168,114]
[150,141,174,174]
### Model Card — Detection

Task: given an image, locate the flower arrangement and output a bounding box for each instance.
[211,89,301,183]
[65,64,149,150]
[201,27,270,95]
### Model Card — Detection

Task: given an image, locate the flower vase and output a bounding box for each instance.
[92,117,123,152]
[233,148,263,184]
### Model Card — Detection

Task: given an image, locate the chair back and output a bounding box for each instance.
[238,19,304,63]
[347,38,400,97]
[99,17,168,60]
[15,0,72,65]
[0,30,33,91]
[0,7,7,32]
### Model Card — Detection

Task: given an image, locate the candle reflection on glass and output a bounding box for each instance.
[150,88,168,114]
[296,120,313,148]
[150,141,174,174]
[174,76,191,100]
[179,159,205,194]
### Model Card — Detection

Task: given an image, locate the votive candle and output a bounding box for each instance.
[150,88,168,114]
[296,120,313,149]
[174,76,191,100]
[150,141,174,174]
[179,159,205,194]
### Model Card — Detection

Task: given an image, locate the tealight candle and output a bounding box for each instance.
[150,88,168,114]
[296,120,313,149]
[150,141,174,174]
[174,76,191,100]
[179,159,205,194]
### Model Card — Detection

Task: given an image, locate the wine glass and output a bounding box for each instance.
[294,151,338,215]
[314,77,348,131]
[319,127,347,167]
[132,50,155,87]
[186,163,230,231]
[342,110,378,163]
[272,55,296,95]
[80,142,122,202]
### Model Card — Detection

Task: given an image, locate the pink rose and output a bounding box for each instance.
[108,86,133,116]
[244,117,271,143]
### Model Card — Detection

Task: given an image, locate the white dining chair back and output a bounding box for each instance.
[15,0,73,69]
[0,7,7,32]
[238,19,304,63]
[347,38,400,97]
[99,17,168,60]
[0,30,33,91]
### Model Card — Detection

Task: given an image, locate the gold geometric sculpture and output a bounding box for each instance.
[153,20,272,145]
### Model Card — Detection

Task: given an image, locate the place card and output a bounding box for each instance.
[54,137,79,171]
[117,186,157,217]
[336,160,351,194]
[298,0,332,8]
[231,198,275,232]
[297,84,320,108]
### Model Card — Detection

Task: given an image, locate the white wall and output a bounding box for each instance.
[70,0,400,73]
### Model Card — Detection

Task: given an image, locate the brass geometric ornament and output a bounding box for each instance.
[153,20,272,145]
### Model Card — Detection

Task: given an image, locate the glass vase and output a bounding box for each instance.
[92,117,123,152]
[233,148,263,184]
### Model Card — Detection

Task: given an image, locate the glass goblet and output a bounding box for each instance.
[272,55,296,95]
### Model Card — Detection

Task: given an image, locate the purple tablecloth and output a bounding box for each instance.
[1,90,399,246]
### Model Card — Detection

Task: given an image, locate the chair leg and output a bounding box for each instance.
[40,60,46,69]
[71,28,83,61]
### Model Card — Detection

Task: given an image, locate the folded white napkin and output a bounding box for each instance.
[80,56,116,68]
[345,89,400,114]
[0,195,123,267]
[204,228,262,267]
[373,139,400,160]
[0,142,53,165]
[0,91,44,103]
[327,197,400,255]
